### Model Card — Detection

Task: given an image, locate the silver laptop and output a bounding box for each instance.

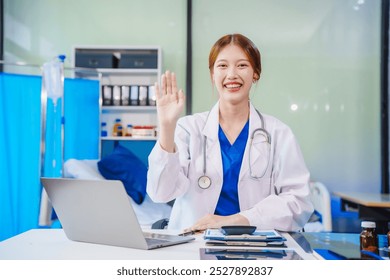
[40,177,194,250]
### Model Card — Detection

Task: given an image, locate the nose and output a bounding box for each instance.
[226,66,238,79]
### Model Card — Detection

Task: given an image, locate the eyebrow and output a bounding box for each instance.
[216,58,250,63]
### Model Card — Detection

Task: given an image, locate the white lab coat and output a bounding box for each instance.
[147,102,313,231]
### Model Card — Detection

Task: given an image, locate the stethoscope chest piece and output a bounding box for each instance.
[198,175,212,189]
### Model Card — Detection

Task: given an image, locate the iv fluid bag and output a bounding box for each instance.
[43,59,62,106]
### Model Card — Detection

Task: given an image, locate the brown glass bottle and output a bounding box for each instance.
[360,221,379,259]
[112,118,122,136]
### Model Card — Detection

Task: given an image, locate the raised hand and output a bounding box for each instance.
[155,71,185,152]
[155,71,185,126]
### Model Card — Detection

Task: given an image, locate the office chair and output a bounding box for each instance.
[306,181,332,232]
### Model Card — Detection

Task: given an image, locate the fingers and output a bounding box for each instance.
[156,71,168,102]
[161,72,167,95]
[171,72,178,96]
[187,214,235,233]
[186,215,215,232]
[156,70,184,101]
[165,71,172,94]
[162,71,178,93]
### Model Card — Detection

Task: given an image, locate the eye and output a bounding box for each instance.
[217,63,227,68]
[238,63,249,68]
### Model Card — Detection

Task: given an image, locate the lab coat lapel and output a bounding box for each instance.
[202,102,223,182]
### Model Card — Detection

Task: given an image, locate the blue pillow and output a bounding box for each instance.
[97,144,147,204]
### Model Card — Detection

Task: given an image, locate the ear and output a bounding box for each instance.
[253,73,260,82]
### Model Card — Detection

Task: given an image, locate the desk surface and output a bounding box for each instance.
[333,191,390,207]
[0,229,317,260]
[300,232,389,260]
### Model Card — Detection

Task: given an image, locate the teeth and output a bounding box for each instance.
[225,84,241,89]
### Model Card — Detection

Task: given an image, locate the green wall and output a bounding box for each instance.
[3,0,187,86]
[4,0,382,193]
[192,0,381,194]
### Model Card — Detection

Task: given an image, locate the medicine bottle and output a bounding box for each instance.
[101,122,108,137]
[125,124,133,137]
[112,118,122,136]
[117,125,123,136]
[360,221,379,258]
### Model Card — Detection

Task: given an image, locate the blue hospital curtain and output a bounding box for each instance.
[0,73,42,241]
[0,72,99,241]
[64,78,99,160]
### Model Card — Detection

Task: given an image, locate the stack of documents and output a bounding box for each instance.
[203,229,286,247]
[199,248,302,260]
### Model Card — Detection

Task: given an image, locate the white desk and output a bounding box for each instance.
[0,229,317,260]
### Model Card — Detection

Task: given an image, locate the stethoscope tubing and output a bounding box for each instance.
[199,109,271,189]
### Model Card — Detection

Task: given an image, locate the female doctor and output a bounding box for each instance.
[147,33,313,232]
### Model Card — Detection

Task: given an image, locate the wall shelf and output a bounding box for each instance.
[73,45,161,158]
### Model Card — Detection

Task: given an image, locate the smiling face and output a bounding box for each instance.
[211,44,257,106]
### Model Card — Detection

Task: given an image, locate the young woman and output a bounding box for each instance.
[147,33,313,232]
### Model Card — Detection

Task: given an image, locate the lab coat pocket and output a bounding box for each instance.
[239,177,272,209]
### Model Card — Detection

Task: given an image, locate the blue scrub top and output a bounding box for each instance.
[214,120,249,216]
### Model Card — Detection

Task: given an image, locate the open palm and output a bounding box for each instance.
[155,71,185,127]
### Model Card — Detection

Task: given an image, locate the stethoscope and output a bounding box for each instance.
[198,109,272,189]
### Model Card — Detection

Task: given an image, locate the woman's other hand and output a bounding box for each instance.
[183,213,250,233]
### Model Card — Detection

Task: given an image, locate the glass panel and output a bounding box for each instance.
[193,0,381,193]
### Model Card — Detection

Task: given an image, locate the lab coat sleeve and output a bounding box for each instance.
[240,125,314,232]
[146,119,192,203]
